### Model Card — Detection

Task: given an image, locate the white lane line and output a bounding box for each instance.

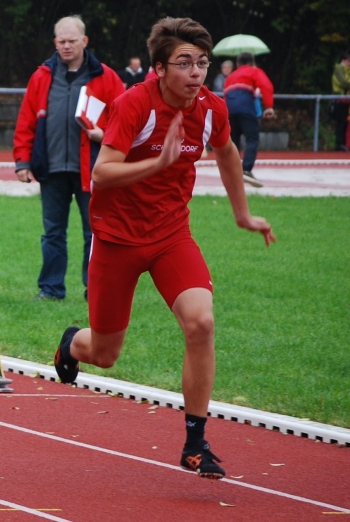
[194,159,350,167]
[0,499,73,521]
[1,421,349,514]
[1,394,110,398]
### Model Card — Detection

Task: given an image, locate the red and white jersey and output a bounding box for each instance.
[90,78,230,245]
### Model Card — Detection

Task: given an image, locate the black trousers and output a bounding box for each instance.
[334,101,349,150]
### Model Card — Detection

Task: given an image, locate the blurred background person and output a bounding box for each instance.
[117,56,146,89]
[331,50,350,151]
[212,59,233,94]
[224,52,275,188]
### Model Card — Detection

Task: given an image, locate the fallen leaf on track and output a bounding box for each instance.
[219,502,235,507]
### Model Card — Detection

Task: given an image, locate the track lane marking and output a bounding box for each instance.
[1,421,349,514]
[1,394,110,398]
[0,499,72,521]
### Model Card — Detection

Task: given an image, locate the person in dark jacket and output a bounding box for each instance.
[117,56,146,89]
[13,15,125,300]
[331,50,350,151]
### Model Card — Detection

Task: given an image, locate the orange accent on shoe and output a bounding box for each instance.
[54,347,61,366]
[185,454,202,471]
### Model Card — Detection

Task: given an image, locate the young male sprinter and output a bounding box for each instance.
[54,17,276,480]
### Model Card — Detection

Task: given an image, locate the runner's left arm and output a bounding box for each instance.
[212,138,276,247]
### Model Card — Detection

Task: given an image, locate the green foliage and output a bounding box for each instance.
[1,194,349,428]
[1,0,349,92]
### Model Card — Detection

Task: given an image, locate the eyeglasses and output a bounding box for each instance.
[166,60,211,70]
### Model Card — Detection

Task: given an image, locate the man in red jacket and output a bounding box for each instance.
[224,52,275,188]
[13,15,125,300]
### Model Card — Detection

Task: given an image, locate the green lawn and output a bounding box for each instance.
[0,194,349,427]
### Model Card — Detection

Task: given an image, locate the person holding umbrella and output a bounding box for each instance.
[224,52,275,188]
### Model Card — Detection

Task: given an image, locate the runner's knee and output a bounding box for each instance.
[90,333,124,368]
[89,349,120,369]
[183,311,214,343]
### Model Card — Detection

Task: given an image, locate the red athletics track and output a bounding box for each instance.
[0,372,349,521]
[1,149,350,521]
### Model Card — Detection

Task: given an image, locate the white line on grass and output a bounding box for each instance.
[1,421,349,514]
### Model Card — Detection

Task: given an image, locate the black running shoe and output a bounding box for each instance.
[54,327,80,383]
[180,439,225,479]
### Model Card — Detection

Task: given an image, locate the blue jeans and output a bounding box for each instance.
[38,172,91,298]
[229,113,260,172]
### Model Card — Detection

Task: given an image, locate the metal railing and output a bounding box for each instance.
[274,94,350,152]
[2,88,350,152]
[0,88,26,94]
[214,91,350,151]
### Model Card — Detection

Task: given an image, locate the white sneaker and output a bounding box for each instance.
[243,171,263,188]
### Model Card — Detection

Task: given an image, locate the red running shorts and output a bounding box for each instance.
[88,229,213,334]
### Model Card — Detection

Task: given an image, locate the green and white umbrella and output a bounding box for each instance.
[212,34,270,57]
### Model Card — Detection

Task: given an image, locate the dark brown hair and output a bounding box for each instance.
[147,17,212,68]
[237,52,255,66]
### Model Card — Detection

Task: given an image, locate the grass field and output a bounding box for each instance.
[0,193,349,428]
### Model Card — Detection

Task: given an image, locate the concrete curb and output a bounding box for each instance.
[2,356,350,447]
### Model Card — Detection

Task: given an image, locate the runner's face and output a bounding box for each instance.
[156,44,209,108]
[54,22,88,70]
